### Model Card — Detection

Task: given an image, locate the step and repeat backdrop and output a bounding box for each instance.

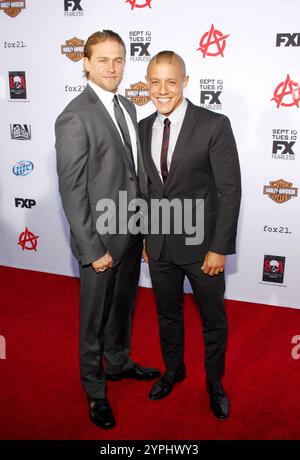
[0,0,299,308]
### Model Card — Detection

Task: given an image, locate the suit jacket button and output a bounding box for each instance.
[130,177,134,181]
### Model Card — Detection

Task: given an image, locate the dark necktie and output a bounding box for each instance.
[160,118,171,183]
[113,95,135,174]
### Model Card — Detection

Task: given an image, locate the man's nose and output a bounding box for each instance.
[158,82,168,94]
[107,60,116,72]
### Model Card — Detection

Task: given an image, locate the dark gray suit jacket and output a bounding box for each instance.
[55,84,147,266]
[139,100,242,264]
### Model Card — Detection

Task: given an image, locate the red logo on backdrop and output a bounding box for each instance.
[9,74,26,90]
[271,74,300,108]
[18,227,39,251]
[197,24,230,58]
[125,0,152,10]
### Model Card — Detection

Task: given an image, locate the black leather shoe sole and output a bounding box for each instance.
[89,413,116,429]
[106,368,160,381]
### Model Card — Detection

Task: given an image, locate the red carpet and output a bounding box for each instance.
[1,265,300,440]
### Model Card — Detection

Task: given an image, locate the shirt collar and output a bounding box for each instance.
[157,98,188,126]
[88,80,116,109]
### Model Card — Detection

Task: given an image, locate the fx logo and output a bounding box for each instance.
[64,0,82,11]
[130,42,150,57]
[15,198,36,209]
[200,91,221,104]
[272,141,295,155]
[276,33,300,47]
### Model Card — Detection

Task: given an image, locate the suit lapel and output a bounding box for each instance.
[142,113,164,192]
[164,100,197,192]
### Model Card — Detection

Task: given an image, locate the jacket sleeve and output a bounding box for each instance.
[208,116,242,255]
[55,110,107,265]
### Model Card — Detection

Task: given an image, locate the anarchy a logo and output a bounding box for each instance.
[18,227,39,252]
[197,24,230,58]
[271,74,300,108]
[125,0,152,10]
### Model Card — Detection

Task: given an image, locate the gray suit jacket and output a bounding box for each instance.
[139,100,242,264]
[55,84,147,266]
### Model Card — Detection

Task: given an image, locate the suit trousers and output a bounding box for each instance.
[148,239,227,383]
[79,234,143,399]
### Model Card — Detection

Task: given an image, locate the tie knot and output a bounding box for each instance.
[164,118,171,127]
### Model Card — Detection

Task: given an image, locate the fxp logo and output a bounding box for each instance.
[271,74,300,108]
[125,0,152,10]
[197,24,230,58]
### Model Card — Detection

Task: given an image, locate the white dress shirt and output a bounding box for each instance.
[88,80,138,173]
[151,98,188,182]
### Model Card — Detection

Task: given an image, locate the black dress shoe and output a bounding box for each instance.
[149,365,186,400]
[206,380,230,419]
[89,398,115,429]
[106,363,161,381]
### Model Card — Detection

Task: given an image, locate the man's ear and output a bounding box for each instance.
[83,57,91,73]
[183,75,189,88]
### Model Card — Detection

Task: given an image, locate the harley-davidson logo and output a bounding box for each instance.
[0,0,26,17]
[263,179,298,204]
[125,81,150,106]
[61,37,85,62]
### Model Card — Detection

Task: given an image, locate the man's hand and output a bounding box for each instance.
[201,251,225,276]
[92,252,113,273]
[142,240,149,263]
